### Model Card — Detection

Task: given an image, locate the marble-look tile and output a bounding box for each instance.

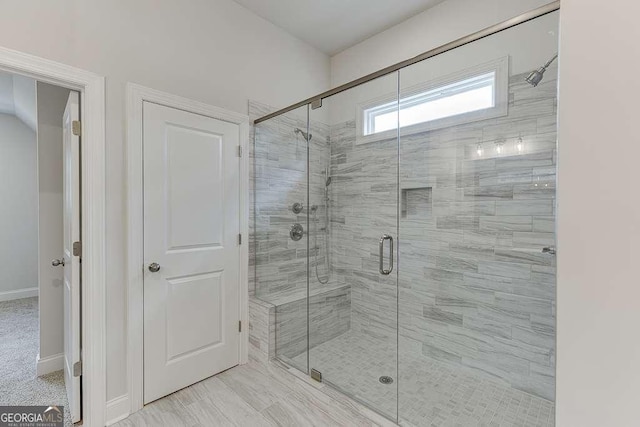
[463,184,514,200]
[478,260,532,279]
[184,398,235,426]
[482,118,537,142]
[494,247,553,266]
[115,358,386,427]
[199,377,274,426]
[513,232,556,249]
[495,199,553,216]
[249,297,274,364]
[261,401,312,427]
[434,200,496,216]
[479,215,533,231]
[251,66,558,423]
[533,216,555,233]
[274,286,351,360]
[217,364,290,412]
[495,151,554,170]
[290,331,554,427]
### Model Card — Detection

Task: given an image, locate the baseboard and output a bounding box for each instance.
[36,353,64,376]
[106,394,130,426]
[0,287,38,302]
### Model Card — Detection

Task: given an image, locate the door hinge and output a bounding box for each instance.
[73,361,82,377]
[72,120,82,137]
[237,145,242,157]
[73,241,82,257]
[238,233,242,245]
[238,320,242,333]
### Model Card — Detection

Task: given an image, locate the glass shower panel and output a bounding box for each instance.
[397,11,559,426]
[308,73,400,420]
[253,104,310,373]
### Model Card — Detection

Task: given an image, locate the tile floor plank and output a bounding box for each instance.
[112,352,553,427]
[199,376,275,426]
[217,363,291,412]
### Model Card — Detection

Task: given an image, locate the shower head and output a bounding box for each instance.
[294,128,312,142]
[325,176,332,187]
[525,68,546,87]
[525,53,558,87]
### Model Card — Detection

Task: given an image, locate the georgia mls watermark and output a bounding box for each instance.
[0,406,64,427]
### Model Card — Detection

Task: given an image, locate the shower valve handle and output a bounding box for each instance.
[290,224,304,241]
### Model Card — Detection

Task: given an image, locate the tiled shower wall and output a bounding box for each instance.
[328,123,399,344]
[328,70,557,401]
[250,101,351,363]
[250,101,332,299]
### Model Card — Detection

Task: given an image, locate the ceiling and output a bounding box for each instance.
[232,0,446,55]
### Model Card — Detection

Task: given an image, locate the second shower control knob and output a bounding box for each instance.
[290,224,304,241]
[292,202,304,214]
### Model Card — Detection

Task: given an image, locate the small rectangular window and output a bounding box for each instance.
[358,57,508,143]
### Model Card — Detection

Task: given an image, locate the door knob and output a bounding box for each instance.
[51,259,65,267]
[148,263,161,273]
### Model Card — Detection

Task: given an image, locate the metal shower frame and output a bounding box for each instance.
[254,0,560,125]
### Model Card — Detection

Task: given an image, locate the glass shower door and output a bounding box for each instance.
[307,73,400,420]
[253,104,311,374]
[397,11,559,426]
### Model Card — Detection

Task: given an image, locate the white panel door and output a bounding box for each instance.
[143,102,241,404]
[63,91,81,423]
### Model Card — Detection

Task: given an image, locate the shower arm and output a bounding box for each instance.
[542,53,558,70]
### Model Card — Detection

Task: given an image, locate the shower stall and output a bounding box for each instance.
[252,3,559,425]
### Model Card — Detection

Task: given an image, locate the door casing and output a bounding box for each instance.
[126,84,250,416]
[0,46,107,427]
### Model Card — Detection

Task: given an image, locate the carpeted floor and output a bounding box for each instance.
[0,297,71,425]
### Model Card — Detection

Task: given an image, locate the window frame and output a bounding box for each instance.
[356,56,510,145]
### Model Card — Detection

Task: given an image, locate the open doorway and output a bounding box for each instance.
[0,70,80,425]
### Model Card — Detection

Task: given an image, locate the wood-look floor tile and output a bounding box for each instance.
[261,401,315,427]
[117,401,198,427]
[173,380,213,407]
[199,376,275,426]
[113,360,400,427]
[217,363,290,411]
[184,396,235,427]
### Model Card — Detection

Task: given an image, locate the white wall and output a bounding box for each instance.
[331,0,553,86]
[0,72,37,131]
[0,0,330,401]
[0,72,15,113]
[0,113,38,298]
[36,82,70,363]
[13,75,37,131]
[556,0,640,425]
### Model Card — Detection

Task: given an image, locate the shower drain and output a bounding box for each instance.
[379,376,394,384]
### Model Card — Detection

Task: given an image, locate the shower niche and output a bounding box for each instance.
[401,186,433,219]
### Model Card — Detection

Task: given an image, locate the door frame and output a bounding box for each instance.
[126,84,250,415]
[0,46,107,426]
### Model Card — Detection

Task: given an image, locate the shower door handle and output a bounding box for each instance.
[379,234,394,275]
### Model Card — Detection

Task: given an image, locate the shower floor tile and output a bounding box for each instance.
[292,331,554,427]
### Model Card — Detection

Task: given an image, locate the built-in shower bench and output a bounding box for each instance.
[248,283,351,365]
[258,282,350,306]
